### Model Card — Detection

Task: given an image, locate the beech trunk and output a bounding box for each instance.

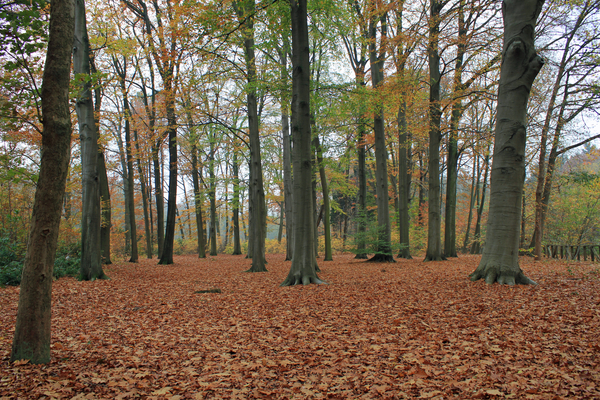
[470,0,544,285]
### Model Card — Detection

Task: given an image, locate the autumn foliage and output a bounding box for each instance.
[1,254,599,398]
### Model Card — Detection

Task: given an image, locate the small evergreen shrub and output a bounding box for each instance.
[0,240,81,286]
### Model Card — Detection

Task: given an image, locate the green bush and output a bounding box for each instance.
[0,261,24,286]
[0,240,81,286]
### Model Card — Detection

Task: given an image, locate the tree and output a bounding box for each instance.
[530,0,600,259]
[234,0,267,272]
[123,0,182,265]
[11,0,74,364]
[75,0,105,280]
[112,54,139,263]
[424,0,445,262]
[341,0,370,259]
[470,0,545,285]
[281,0,323,286]
[368,0,394,263]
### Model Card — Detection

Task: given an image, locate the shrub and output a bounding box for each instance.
[0,240,82,286]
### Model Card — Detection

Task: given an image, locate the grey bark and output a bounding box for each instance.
[74,0,104,280]
[281,0,322,286]
[231,149,242,255]
[470,0,545,285]
[368,1,394,262]
[424,0,445,262]
[234,0,267,271]
[279,48,294,261]
[133,127,152,259]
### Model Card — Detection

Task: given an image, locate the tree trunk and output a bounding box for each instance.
[444,2,466,258]
[355,98,368,259]
[191,141,206,258]
[231,149,242,255]
[91,57,112,265]
[470,0,544,285]
[368,2,394,263]
[208,137,218,256]
[315,134,332,261]
[152,140,165,258]
[280,49,294,261]
[98,151,112,264]
[11,0,74,364]
[277,201,284,243]
[397,89,412,259]
[234,0,266,272]
[134,128,152,259]
[462,157,478,252]
[158,88,178,264]
[425,0,445,262]
[470,152,489,254]
[119,72,138,263]
[281,0,322,286]
[74,0,104,280]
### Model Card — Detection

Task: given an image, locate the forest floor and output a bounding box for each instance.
[1,253,599,399]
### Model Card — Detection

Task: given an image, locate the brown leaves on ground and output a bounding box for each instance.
[1,254,599,399]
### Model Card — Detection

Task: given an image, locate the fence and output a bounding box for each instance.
[544,244,600,262]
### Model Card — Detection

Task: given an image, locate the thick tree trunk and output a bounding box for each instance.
[75,0,104,280]
[425,0,445,262]
[281,0,322,286]
[470,0,544,285]
[11,0,74,364]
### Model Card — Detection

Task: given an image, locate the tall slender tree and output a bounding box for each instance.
[281,0,322,286]
[368,0,394,262]
[75,0,105,280]
[234,0,267,271]
[424,0,445,262]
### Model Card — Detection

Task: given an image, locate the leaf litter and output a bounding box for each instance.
[1,254,599,399]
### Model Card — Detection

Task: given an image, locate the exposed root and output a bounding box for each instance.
[367,254,396,263]
[244,264,268,273]
[280,274,326,287]
[470,264,537,285]
[354,254,369,260]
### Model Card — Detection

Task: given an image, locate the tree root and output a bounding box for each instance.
[280,275,325,287]
[469,265,537,285]
[367,254,396,263]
